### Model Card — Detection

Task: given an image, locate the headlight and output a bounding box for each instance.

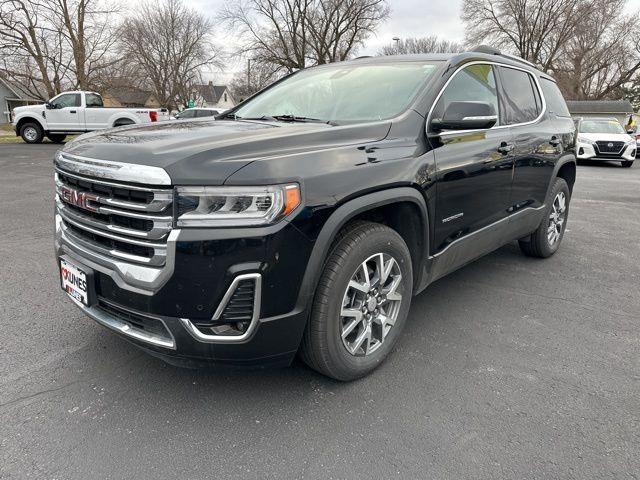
[176,184,301,227]
[576,135,591,144]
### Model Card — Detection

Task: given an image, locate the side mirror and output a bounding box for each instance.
[627,129,635,135]
[431,101,497,131]
[45,102,54,110]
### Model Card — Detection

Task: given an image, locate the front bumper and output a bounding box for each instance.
[55,212,315,366]
[576,141,636,161]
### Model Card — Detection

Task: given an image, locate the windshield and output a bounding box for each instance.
[233,61,440,123]
[580,120,625,134]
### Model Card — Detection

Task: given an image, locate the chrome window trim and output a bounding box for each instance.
[55,151,172,186]
[179,273,262,344]
[426,60,547,137]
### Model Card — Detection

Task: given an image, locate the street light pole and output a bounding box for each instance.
[393,36,400,54]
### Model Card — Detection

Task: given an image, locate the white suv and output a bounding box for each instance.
[576,117,636,168]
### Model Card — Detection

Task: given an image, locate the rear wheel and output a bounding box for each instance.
[20,122,44,144]
[519,177,570,258]
[300,221,413,381]
[47,134,67,144]
[621,160,634,168]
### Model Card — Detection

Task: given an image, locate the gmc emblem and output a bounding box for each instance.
[59,185,98,212]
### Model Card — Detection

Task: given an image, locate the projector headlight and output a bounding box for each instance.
[176,184,301,227]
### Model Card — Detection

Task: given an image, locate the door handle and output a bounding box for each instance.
[497,142,515,155]
[70,110,77,114]
[549,136,561,146]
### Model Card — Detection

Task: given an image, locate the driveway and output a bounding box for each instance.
[1,144,638,479]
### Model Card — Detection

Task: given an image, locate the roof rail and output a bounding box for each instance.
[471,45,538,69]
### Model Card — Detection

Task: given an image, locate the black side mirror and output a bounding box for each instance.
[432,101,497,131]
[45,102,54,110]
[627,129,635,135]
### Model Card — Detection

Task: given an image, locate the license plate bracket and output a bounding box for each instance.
[60,256,96,306]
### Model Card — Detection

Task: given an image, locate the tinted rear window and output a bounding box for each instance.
[540,78,571,117]
[498,67,540,124]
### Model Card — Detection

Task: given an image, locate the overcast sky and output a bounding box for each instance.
[190,0,640,82]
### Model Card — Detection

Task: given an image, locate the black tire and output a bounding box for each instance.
[621,160,634,168]
[300,221,413,381]
[47,134,67,144]
[113,118,134,127]
[20,122,44,144]
[519,177,570,258]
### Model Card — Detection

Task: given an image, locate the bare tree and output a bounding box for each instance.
[220,0,389,73]
[0,0,120,97]
[378,36,462,55]
[0,0,70,98]
[461,0,580,71]
[120,0,223,109]
[229,58,284,102]
[461,0,640,100]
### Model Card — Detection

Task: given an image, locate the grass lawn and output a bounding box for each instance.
[0,124,76,144]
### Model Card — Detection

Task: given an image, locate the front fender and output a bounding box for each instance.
[15,112,47,132]
[293,186,429,310]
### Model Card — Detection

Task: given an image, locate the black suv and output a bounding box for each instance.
[54,47,576,380]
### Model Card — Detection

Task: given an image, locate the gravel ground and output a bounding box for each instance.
[1,144,638,479]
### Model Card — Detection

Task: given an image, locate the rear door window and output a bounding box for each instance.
[539,78,571,117]
[497,66,541,124]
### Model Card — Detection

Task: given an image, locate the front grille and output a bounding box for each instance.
[595,141,625,155]
[55,167,173,266]
[219,279,256,322]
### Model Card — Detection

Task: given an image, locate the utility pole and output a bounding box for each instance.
[393,37,400,54]
[247,59,251,90]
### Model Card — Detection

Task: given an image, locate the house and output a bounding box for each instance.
[102,88,162,108]
[566,100,637,127]
[0,76,45,124]
[190,82,236,110]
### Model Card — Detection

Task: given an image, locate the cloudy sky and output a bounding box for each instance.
[190,0,640,82]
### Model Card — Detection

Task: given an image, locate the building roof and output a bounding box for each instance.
[106,87,155,105]
[566,100,634,114]
[192,83,230,104]
[0,76,46,101]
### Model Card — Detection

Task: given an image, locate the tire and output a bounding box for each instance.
[621,160,634,168]
[20,122,44,144]
[47,134,67,144]
[113,118,134,127]
[519,177,570,258]
[300,221,413,381]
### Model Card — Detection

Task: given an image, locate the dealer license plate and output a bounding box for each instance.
[60,258,89,305]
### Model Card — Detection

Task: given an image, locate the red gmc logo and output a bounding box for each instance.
[59,185,98,212]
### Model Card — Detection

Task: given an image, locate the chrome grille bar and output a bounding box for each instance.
[55,162,173,269]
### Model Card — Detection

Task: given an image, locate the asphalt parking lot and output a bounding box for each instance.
[1,143,638,479]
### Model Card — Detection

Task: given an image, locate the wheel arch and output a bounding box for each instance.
[294,187,430,312]
[16,116,45,134]
[111,115,137,127]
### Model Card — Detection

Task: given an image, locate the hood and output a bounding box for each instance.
[62,119,391,185]
[14,104,46,113]
[578,132,635,143]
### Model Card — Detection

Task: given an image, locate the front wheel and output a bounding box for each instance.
[20,122,44,144]
[519,177,570,258]
[300,221,413,381]
[621,160,634,168]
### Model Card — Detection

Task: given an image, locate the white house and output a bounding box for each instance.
[190,82,236,110]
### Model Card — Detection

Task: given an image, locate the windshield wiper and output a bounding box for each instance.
[271,114,335,125]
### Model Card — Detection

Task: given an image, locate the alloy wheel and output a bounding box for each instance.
[547,191,567,246]
[339,253,403,356]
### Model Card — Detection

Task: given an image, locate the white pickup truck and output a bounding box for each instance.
[12,91,169,144]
